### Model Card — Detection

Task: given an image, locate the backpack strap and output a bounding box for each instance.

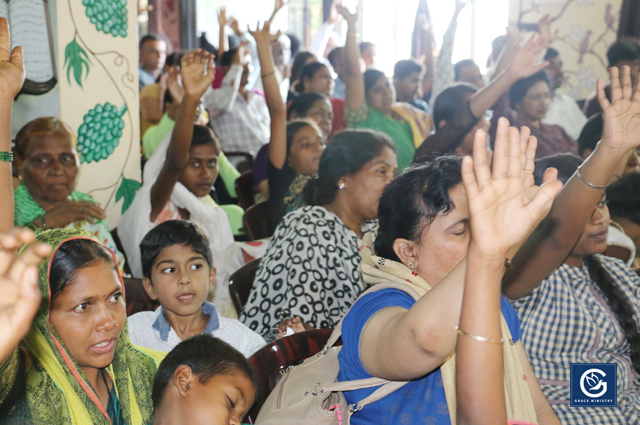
[314,282,421,407]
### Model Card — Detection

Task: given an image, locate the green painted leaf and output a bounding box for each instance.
[64,38,91,88]
[116,176,141,214]
[77,102,125,163]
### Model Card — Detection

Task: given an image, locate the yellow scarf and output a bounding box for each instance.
[391,103,431,149]
[360,232,538,424]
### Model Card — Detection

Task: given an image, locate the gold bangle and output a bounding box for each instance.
[455,326,504,344]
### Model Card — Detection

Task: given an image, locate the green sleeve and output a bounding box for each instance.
[143,113,176,159]
[217,152,240,198]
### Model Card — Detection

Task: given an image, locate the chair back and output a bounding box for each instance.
[228,258,261,315]
[245,329,335,423]
[235,169,255,210]
[111,228,132,276]
[243,200,275,241]
[224,151,254,174]
[124,278,160,316]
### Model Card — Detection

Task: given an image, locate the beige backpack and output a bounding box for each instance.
[255,283,421,424]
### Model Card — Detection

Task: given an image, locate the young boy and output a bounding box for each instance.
[152,334,257,424]
[127,220,266,356]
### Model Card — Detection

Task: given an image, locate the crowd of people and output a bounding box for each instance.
[2,0,640,423]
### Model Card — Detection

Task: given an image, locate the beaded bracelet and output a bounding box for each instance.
[0,151,13,162]
[455,326,504,344]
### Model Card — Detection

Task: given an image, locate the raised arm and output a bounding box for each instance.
[203,45,244,117]
[149,49,215,221]
[0,228,51,363]
[338,5,365,113]
[456,126,561,425]
[416,35,548,159]
[504,65,640,298]
[217,7,228,60]
[0,18,24,231]
[249,21,287,169]
[430,0,466,103]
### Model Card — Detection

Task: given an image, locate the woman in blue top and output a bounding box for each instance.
[338,119,559,424]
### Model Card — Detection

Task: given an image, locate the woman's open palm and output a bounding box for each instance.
[462,118,563,257]
[0,18,25,100]
[599,65,640,153]
[0,229,51,361]
[180,49,215,99]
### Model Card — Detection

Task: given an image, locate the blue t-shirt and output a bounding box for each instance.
[337,288,521,425]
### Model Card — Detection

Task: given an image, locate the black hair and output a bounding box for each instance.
[509,70,550,108]
[491,35,507,58]
[220,49,237,68]
[533,153,640,375]
[294,62,328,94]
[364,69,386,97]
[285,119,319,153]
[433,83,478,127]
[394,60,423,80]
[607,40,640,67]
[544,47,560,61]
[359,41,375,54]
[327,47,344,68]
[191,124,221,153]
[290,51,318,89]
[152,334,258,408]
[607,172,640,225]
[140,220,213,280]
[533,153,582,186]
[577,113,603,157]
[303,130,396,205]
[140,33,162,49]
[286,33,301,57]
[454,59,478,81]
[375,157,463,262]
[50,239,116,301]
[165,52,183,68]
[287,93,327,120]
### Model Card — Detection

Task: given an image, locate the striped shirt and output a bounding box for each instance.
[511,255,640,424]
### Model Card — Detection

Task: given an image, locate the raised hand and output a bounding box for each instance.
[454,0,468,15]
[228,17,244,36]
[507,33,549,80]
[538,13,559,44]
[598,65,640,153]
[0,228,51,361]
[0,17,25,101]
[180,49,215,99]
[43,200,106,229]
[337,4,357,27]
[217,7,228,28]
[166,66,184,105]
[461,118,563,257]
[248,21,281,46]
[269,0,288,22]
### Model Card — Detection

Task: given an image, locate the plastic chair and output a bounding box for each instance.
[242,200,275,241]
[228,258,261,315]
[124,278,159,316]
[245,329,335,423]
[235,169,255,210]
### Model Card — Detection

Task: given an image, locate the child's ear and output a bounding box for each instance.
[173,365,197,396]
[142,277,159,301]
[208,266,217,292]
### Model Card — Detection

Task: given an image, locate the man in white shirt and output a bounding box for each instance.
[203,46,270,157]
[542,48,587,140]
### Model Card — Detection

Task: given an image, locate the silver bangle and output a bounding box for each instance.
[576,166,610,190]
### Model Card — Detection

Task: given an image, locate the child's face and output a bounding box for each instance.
[179,143,219,198]
[143,244,215,317]
[183,372,256,425]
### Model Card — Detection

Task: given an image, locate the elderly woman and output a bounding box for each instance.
[0,228,164,424]
[240,129,397,341]
[13,117,125,270]
[339,6,430,171]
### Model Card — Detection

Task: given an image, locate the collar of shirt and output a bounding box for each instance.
[152,301,221,341]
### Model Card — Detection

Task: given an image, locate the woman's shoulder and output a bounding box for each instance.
[273,206,350,242]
